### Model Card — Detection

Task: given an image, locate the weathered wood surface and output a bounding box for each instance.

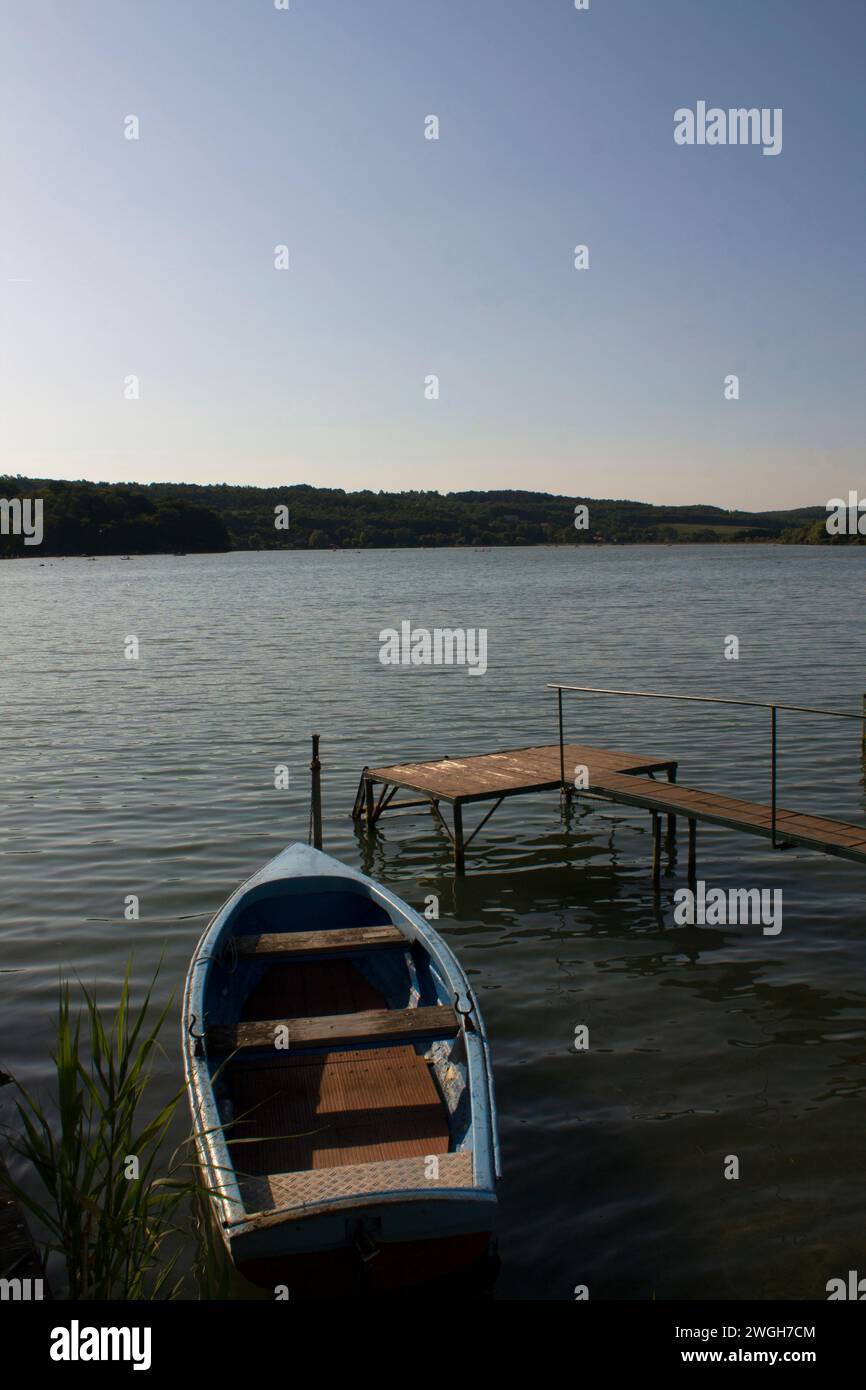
[367,742,676,803]
[234,925,405,958]
[210,1004,460,1054]
[225,961,454,1175]
[361,739,866,870]
[240,1152,474,1219]
[230,1051,453,1176]
[589,770,866,862]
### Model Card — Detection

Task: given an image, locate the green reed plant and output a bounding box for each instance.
[0,963,201,1300]
[189,1183,235,1300]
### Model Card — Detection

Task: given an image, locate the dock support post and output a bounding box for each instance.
[310,733,323,849]
[561,683,569,795]
[687,818,697,889]
[364,774,374,826]
[770,705,778,847]
[453,802,466,876]
[666,765,677,844]
[651,812,661,887]
[351,769,368,821]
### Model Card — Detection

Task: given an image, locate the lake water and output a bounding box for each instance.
[1,543,865,1299]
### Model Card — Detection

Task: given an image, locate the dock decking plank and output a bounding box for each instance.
[587,770,866,862]
[368,742,676,803]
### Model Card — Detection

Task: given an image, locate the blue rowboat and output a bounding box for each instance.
[182,843,500,1289]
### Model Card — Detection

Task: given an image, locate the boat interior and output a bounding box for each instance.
[202,881,476,1213]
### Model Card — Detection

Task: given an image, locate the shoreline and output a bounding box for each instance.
[1,539,852,561]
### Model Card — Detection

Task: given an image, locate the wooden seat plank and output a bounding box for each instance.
[233,925,405,958]
[209,1004,459,1054]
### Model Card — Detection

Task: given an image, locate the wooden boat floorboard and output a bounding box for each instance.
[242,958,385,1021]
[229,1047,451,1175]
[223,959,453,1177]
[240,1152,474,1218]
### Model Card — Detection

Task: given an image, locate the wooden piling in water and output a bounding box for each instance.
[310,733,323,850]
[687,818,697,889]
[666,765,677,843]
[453,802,465,876]
[651,812,661,887]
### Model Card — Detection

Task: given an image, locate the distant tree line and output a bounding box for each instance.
[780,517,865,544]
[0,475,845,558]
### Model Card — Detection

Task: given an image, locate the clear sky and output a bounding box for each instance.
[1,0,863,509]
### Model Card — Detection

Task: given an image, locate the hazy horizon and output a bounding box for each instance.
[2,1,864,510]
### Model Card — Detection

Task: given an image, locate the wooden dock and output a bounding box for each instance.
[351,740,866,879]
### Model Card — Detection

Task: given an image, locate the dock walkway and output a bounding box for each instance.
[352,741,866,878]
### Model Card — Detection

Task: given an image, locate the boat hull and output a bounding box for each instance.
[237,1231,495,1294]
[229,1190,497,1290]
[183,844,501,1291]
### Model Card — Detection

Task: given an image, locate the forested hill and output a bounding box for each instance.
[0,475,843,556]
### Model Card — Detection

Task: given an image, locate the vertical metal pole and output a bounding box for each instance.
[666,764,677,844]
[770,705,777,847]
[310,733,323,849]
[453,801,465,877]
[651,812,661,887]
[557,686,565,789]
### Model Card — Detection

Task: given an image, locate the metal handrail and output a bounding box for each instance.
[547,684,862,721]
[548,683,865,848]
